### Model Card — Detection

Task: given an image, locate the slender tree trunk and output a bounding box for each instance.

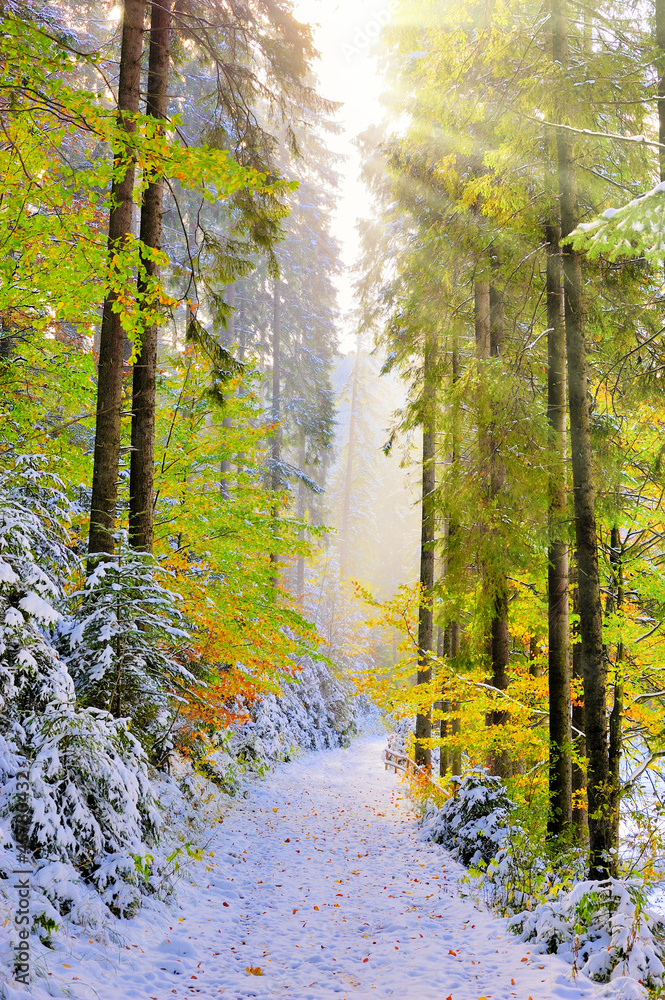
[449,621,462,775]
[488,278,510,724]
[0,317,14,359]
[449,334,462,777]
[571,573,589,842]
[270,281,281,586]
[89,0,145,560]
[551,0,610,879]
[219,283,235,500]
[546,222,572,837]
[478,273,510,776]
[607,525,624,871]
[128,0,172,553]
[438,616,450,776]
[657,0,665,182]
[475,282,491,362]
[414,327,437,769]
[340,340,360,576]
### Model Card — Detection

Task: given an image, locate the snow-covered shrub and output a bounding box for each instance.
[233,655,356,761]
[0,457,74,720]
[1,709,159,889]
[509,878,665,989]
[59,535,194,757]
[486,827,587,914]
[0,460,160,919]
[421,769,513,866]
[185,656,357,791]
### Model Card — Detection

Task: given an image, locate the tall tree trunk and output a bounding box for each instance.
[551,0,610,879]
[129,0,172,553]
[340,340,360,576]
[657,0,665,182]
[448,333,462,777]
[414,327,437,769]
[607,525,624,871]
[546,222,572,837]
[89,0,145,560]
[571,573,589,842]
[219,283,235,500]
[478,273,510,775]
[488,279,510,728]
[270,280,281,586]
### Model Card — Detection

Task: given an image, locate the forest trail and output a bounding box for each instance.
[37,739,619,1000]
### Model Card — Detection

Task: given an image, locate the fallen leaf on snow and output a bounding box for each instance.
[245,966,263,976]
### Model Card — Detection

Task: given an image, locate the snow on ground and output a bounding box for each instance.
[5,738,634,999]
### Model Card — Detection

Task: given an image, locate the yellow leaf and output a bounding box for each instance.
[245,966,263,976]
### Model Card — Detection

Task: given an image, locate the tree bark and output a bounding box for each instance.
[571,573,589,842]
[551,0,610,879]
[607,525,623,871]
[488,281,509,727]
[219,282,235,501]
[657,0,665,182]
[89,0,145,560]
[414,327,437,769]
[129,0,172,553]
[449,335,462,776]
[478,273,510,776]
[546,222,572,837]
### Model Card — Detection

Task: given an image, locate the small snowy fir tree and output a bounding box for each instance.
[181,656,357,793]
[510,878,665,989]
[422,769,513,866]
[0,458,160,919]
[60,534,194,759]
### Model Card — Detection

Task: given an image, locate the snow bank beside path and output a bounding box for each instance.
[1,738,631,999]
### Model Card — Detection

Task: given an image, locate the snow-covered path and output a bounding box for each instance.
[34,738,620,1000]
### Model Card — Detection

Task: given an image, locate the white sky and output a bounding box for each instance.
[293,0,389,350]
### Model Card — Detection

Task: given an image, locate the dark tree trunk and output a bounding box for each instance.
[546,222,572,837]
[414,327,437,769]
[439,622,450,777]
[475,282,491,362]
[657,0,665,182]
[551,0,610,879]
[607,525,624,871]
[571,574,589,842]
[488,280,509,723]
[450,621,462,775]
[340,341,360,576]
[448,335,462,777]
[219,283,235,501]
[129,0,172,553]
[0,317,14,358]
[89,0,145,560]
[478,274,510,776]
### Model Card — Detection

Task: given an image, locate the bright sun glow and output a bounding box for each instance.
[293,0,389,348]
